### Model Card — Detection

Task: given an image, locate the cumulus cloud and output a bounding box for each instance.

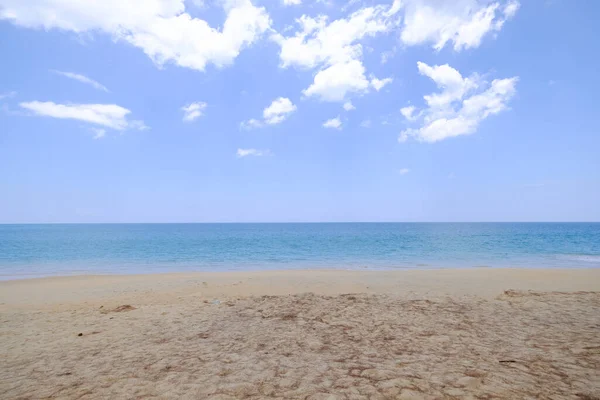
[303,60,370,101]
[416,61,478,109]
[241,97,297,128]
[181,101,207,122]
[273,3,401,102]
[263,97,297,124]
[399,62,517,143]
[400,105,419,121]
[51,70,109,92]
[370,76,393,91]
[283,0,302,5]
[0,0,271,72]
[273,6,395,69]
[272,0,518,104]
[343,101,355,111]
[399,0,519,51]
[236,148,270,157]
[19,101,147,131]
[323,116,342,129]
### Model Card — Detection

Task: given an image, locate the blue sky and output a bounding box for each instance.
[0,0,598,223]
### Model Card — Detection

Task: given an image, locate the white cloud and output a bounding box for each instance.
[242,97,297,128]
[387,0,403,16]
[181,101,207,122]
[51,70,109,92]
[0,91,17,100]
[240,118,263,130]
[380,47,396,64]
[19,101,147,131]
[399,0,519,51]
[343,101,355,111]
[323,116,342,129]
[370,76,393,91]
[263,97,297,125]
[360,119,371,128]
[236,148,269,157]
[0,0,271,72]
[283,0,302,5]
[399,62,517,143]
[303,59,370,102]
[400,105,419,121]
[273,6,396,69]
[399,168,410,175]
[503,1,520,18]
[129,120,149,130]
[417,61,478,109]
[273,3,401,102]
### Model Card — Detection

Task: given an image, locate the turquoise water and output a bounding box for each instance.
[0,223,599,280]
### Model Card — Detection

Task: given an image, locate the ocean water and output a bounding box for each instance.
[0,223,599,280]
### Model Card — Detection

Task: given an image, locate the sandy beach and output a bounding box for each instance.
[1,268,599,399]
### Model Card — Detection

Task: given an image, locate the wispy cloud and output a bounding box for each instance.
[240,119,263,130]
[380,47,396,64]
[0,91,17,100]
[19,101,147,131]
[399,168,410,175]
[236,148,270,157]
[51,70,109,92]
[91,128,106,139]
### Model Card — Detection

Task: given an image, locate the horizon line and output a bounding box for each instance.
[1,221,599,225]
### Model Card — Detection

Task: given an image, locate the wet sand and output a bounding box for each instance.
[1,268,599,399]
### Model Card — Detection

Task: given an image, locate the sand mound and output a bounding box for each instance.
[1,291,599,399]
[100,304,137,314]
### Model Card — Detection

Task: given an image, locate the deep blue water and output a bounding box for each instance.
[0,223,599,279]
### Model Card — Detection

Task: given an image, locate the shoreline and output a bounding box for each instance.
[2,263,599,280]
[2,267,599,310]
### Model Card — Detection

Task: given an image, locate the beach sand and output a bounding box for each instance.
[1,268,599,399]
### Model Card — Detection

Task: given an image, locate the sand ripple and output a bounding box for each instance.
[1,291,599,399]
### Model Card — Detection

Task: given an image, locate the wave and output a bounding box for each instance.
[558,255,600,263]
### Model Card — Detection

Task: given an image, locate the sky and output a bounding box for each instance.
[0,0,599,223]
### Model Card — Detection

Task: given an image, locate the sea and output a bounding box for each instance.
[0,223,599,280]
